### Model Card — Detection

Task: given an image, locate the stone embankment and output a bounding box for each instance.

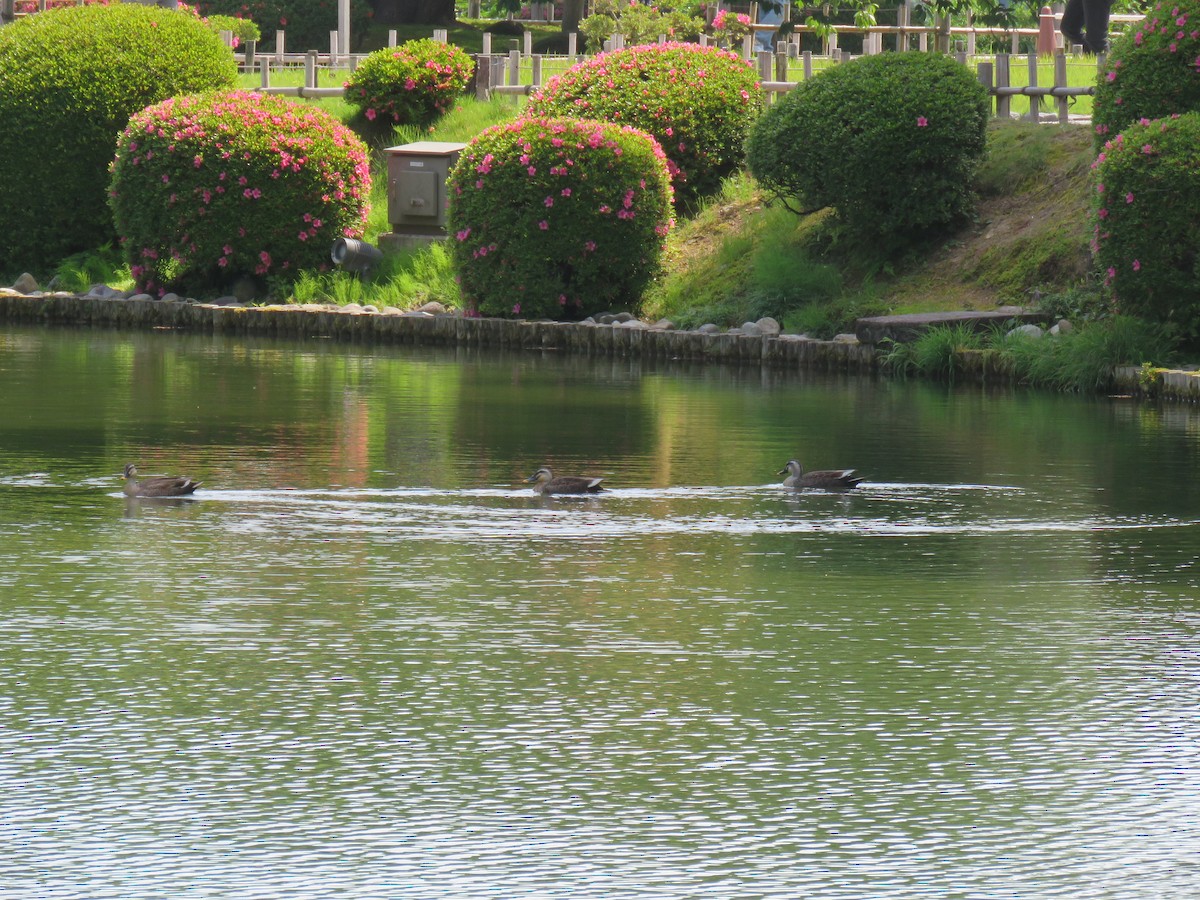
[2,275,1199,402]
[0,281,877,370]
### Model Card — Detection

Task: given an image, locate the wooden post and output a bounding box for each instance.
[977,61,994,118]
[568,32,577,57]
[260,57,271,90]
[742,34,753,59]
[802,49,813,81]
[482,32,492,55]
[434,28,447,43]
[1055,53,1069,123]
[306,50,317,90]
[523,30,532,57]
[757,49,771,80]
[996,54,1011,119]
[531,54,542,91]
[474,54,492,100]
[775,44,788,82]
[275,30,285,64]
[329,31,338,64]
[897,2,909,51]
[1026,53,1040,121]
[244,38,257,74]
[508,48,520,86]
[388,29,397,48]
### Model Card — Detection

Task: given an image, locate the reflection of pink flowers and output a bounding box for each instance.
[916,116,928,127]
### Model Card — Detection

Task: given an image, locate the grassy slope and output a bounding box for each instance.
[645,120,1097,331]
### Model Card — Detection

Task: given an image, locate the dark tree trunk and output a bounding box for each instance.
[381,0,456,25]
[560,0,584,34]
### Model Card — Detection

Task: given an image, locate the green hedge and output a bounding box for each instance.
[194,0,372,52]
[746,51,989,247]
[0,4,237,273]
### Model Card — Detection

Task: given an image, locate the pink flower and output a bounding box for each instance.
[538,220,549,230]
[365,108,377,121]
[1132,259,1141,271]
[456,228,471,241]
[512,303,521,315]
[916,116,928,127]
[1125,192,1135,203]
[544,196,554,207]
[1098,207,1109,219]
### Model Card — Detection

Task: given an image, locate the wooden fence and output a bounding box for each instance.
[244,27,1108,124]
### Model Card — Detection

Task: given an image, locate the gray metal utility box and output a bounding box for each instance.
[385,141,467,236]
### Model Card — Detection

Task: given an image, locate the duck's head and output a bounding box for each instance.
[778,460,803,477]
[123,464,138,479]
[525,467,553,484]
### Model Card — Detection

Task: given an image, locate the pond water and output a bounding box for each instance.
[2,324,1199,898]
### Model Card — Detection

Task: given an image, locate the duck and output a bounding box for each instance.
[122,463,202,498]
[525,466,605,495]
[778,459,864,491]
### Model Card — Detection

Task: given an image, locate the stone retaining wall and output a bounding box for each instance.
[0,293,880,371]
[3,292,1200,403]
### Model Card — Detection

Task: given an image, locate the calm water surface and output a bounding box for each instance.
[2,325,1199,898]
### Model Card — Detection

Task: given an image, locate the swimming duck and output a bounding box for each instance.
[525,466,605,495]
[122,463,202,498]
[778,459,864,491]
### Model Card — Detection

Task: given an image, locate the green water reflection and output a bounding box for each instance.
[1,324,1199,898]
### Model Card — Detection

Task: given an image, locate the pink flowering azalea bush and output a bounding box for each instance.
[0,3,237,272]
[177,2,261,48]
[527,42,764,205]
[710,8,752,44]
[446,117,674,320]
[746,52,988,248]
[344,39,474,128]
[1092,0,1200,151]
[109,90,371,296]
[1092,112,1200,340]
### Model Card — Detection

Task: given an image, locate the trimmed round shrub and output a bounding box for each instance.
[0,4,238,272]
[109,90,371,296]
[746,51,989,245]
[1092,112,1200,340]
[446,117,674,320]
[344,39,474,127]
[194,0,372,53]
[1092,0,1200,150]
[527,42,764,204]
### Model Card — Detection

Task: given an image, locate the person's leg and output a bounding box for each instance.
[1060,0,1086,50]
[1081,0,1114,53]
